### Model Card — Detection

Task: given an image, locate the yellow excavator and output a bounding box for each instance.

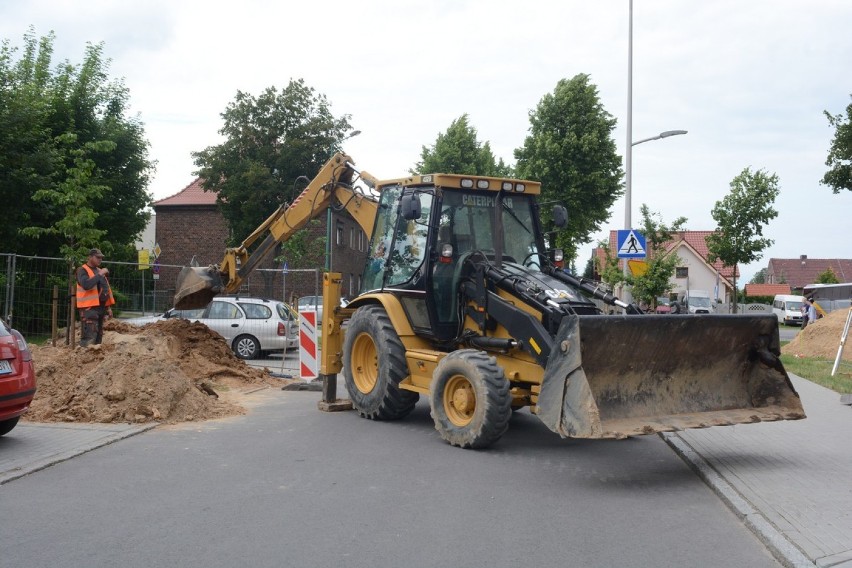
[175,153,805,449]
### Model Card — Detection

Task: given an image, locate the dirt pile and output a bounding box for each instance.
[781,308,852,361]
[26,318,289,424]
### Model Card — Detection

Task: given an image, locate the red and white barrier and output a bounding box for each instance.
[299,310,318,381]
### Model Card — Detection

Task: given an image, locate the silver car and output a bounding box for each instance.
[125,297,298,359]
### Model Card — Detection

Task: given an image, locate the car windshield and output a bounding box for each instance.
[690,297,711,308]
[787,301,803,311]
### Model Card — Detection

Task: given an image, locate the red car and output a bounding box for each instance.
[0,321,36,436]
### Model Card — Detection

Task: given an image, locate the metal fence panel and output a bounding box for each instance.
[1,253,322,343]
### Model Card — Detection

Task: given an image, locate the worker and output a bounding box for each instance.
[76,248,115,347]
[806,297,818,326]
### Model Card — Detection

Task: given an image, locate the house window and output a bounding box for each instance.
[336,221,344,246]
[676,267,688,279]
[349,228,354,249]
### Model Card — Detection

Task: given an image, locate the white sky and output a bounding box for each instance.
[4,0,851,283]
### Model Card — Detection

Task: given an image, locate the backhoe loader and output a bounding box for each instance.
[175,153,805,449]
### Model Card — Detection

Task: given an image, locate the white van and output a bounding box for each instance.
[773,294,805,326]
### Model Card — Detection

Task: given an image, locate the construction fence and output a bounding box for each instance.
[0,253,321,343]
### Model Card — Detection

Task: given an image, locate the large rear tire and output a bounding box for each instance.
[343,305,419,420]
[430,350,511,449]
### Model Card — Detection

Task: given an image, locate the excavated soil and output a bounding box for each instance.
[781,308,852,361]
[25,318,291,424]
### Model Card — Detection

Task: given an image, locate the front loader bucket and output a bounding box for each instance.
[174,266,224,310]
[537,314,805,439]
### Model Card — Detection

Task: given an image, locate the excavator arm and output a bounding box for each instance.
[174,153,378,309]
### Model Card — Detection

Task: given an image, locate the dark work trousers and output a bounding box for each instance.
[80,306,106,346]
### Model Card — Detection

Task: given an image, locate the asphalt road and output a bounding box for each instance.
[0,390,780,568]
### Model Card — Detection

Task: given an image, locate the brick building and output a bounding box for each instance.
[152,178,369,305]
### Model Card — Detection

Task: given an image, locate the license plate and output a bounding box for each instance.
[0,360,11,375]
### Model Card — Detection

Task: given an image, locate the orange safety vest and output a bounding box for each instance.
[76,264,115,308]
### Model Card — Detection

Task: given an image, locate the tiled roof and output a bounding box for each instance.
[767,257,852,289]
[744,283,791,297]
[153,178,218,207]
[595,230,739,279]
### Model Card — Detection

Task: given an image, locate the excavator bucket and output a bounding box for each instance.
[174,266,224,310]
[536,313,805,439]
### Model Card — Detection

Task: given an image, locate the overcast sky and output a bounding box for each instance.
[3,0,851,283]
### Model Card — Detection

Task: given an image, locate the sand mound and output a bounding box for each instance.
[25,318,289,424]
[781,308,852,361]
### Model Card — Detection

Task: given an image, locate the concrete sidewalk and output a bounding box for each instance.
[664,375,852,568]
[0,422,155,485]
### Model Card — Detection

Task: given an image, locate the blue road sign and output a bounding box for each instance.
[617,229,647,259]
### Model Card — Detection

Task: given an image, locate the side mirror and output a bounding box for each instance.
[400,193,421,220]
[553,205,567,228]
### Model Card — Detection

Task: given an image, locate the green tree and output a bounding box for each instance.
[277,219,326,269]
[515,74,623,262]
[630,205,687,307]
[1,29,153,260]
[816,266,840,284]
[411,114,511,176]
[821,95,852,194]
[192,79,353,245]
[706,167,780,313]
[749,267,768,284]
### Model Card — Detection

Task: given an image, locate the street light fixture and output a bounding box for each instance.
[632,129,688,147]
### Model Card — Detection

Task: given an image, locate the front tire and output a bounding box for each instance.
[343,305,419,420]
[430,350,511,449]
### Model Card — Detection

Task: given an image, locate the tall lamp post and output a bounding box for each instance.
[325,130,362,271]
[622,128,687,265]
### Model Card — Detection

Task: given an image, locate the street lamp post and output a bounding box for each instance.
[621,128,688,288]
[325,130,362,271]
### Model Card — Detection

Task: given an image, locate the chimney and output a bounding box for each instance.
[800,254,807,266]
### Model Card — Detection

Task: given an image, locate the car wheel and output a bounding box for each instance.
[233,334,261,359]
[0,416,20,437]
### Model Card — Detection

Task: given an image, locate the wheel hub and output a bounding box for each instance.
[445,374,476,426]
[351,332,378,394]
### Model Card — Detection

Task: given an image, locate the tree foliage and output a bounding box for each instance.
[630,205,687,306]
[411,114,511,176]
[515,74,623,262]
[749,267,767,284]
[1,29,153,260]
[597,205,686,308]
[192,79,353,245]
[816,267,840,284]
[706,167,779,313]
[821,95,852,194]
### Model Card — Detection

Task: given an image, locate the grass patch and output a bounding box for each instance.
[779,341,852,394]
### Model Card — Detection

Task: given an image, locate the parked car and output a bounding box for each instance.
[125,297,298,359]
[297,295,323,323]
[655,296,672,314]
[0,320,36,436]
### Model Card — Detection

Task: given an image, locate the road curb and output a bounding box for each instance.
[661,432,815,568]
[1,422,157,485]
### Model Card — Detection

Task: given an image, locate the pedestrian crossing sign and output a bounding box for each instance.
[617,229,646,259]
